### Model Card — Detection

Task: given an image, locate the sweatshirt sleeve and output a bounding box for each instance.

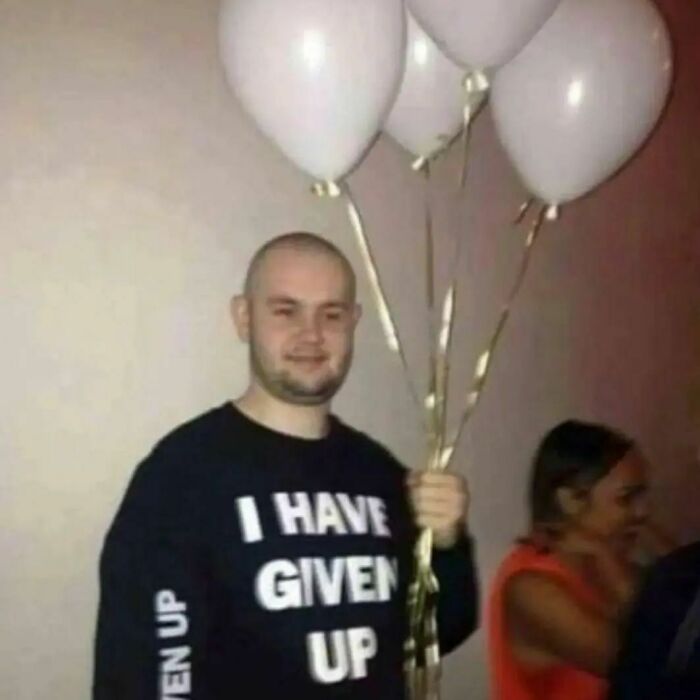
[432,534,479,655]
[92,444,211,699]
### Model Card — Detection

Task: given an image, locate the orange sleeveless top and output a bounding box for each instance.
[488,544,608,700]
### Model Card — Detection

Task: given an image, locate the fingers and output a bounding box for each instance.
[406,470,469,494]
[409,489,465,518]
[406,471,470,530]
[414,513,461,532]
[406,471,469,499]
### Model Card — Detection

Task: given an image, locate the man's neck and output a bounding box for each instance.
[234,385,330,440]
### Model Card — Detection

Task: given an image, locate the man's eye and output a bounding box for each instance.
[325,311,343,321]
[273,308,294,317]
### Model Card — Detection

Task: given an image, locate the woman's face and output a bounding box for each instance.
[575,450,650,551]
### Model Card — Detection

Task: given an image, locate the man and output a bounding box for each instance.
[93,232,478,699]
[609,541,700,700]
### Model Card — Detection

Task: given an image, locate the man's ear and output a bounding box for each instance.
[352,303,362,327]
[555,486,589,519]
[230,295,251,342]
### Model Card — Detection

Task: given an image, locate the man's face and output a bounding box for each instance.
[235,247,360,406]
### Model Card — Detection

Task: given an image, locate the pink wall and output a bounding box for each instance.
[351,1,700,694]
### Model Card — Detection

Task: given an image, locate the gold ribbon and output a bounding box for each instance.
[429,283,456,469]
[423,162,436,354]
[444,69,490,331]
[407,202,555,699]
[460,70,489,188]
[407,163,459,700]
[310,181,341,198]
[411,68,488,183]
[514,197,534,225]
[411,133,454,174]
[313,175,557,700]
[406,383,451,697]
[404,74,489,689]
[405,533,441,700]
[422,162,439,461]
[442,203,559,471]
[312,180,424,419]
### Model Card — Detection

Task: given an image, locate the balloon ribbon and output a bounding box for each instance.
[313,175,557,700]
[313,181,424,418]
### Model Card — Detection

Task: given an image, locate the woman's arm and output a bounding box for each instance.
[505,572,619,677]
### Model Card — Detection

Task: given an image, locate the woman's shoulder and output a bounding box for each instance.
[492,542,588,607]
[496,542,564,580]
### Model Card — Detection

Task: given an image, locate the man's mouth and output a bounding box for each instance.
[286,354,327,365]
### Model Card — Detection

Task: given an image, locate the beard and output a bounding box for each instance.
[249,338,352,406]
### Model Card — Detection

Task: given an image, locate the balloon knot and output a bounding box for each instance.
[311,181,341,198]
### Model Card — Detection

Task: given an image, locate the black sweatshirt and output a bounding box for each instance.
[93,403,478,699]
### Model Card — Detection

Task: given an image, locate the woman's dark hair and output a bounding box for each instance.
[529,420,634,527]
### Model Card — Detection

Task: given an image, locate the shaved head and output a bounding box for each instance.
[232,231,361,407]
[243,232,356,300]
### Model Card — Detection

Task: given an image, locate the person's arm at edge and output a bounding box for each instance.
[92,444,210,698]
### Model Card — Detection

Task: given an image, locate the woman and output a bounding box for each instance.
[488,420,674,700]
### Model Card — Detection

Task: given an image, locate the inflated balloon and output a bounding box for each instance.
[219,0,405,182]
[407,0,561,69]
[491,0,672,204]
[385,12,481,160]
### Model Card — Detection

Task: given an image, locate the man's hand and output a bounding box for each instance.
[406,471,469,549]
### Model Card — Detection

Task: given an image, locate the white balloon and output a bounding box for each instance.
[491,0,673,204]
[407,0,561,69]
[219,0,405,182]
[385,12,482,160]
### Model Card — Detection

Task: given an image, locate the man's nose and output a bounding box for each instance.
[298,313,323,340]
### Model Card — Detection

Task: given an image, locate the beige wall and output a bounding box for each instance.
[1,1,698,698]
